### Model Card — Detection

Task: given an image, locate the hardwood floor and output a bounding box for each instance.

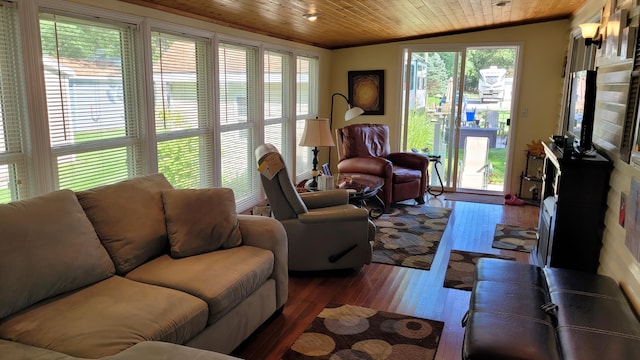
[233,197,540,360]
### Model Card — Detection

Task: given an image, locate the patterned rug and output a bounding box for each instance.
[492,224,538,253]
[443,250,515,291]
[372,205,453,270]
[282,304,444,359]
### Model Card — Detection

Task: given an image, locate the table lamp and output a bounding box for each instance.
[299,117,335,190]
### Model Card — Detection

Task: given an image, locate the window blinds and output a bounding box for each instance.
[39,13,142,191]
[218,42,259,208]
[0,2,28,202]
[264,49,290,157]
[152,31,213,189]
[295,55,319,177]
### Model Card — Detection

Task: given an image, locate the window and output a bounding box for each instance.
[152,31,213,189]
[0,2,28,203]
[40,13,142,191]
[0,2,320,210]
[218,41,259,208]
[264,50,290,156]
[295,55,318,179]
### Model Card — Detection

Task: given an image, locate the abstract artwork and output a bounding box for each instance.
[348,70,384,115]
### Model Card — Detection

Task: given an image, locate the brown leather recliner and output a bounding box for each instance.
[335,123,429,209]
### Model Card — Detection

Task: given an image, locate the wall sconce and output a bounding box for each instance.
[579,23,602,48]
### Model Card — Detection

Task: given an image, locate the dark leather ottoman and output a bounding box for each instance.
[462,258,640,360]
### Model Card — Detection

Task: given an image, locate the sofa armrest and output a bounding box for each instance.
[337,157,392,177]
[237,215,288,309]
[388,152,429,171]
[300,189,349,209]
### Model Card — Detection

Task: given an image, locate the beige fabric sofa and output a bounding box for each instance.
[0,174,288,359]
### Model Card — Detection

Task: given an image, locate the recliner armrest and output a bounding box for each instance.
[298,207,370,223]
[388,152,429,171]
[300,189,349,209]
[336,156,392,176]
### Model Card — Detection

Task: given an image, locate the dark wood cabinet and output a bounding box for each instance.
[531,142,612,272]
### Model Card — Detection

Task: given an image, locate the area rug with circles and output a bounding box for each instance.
[372,204,452,271]
[282,303,444,359]
[443,249,516,291]
[491,223,538,253]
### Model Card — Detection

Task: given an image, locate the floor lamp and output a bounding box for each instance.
[329,93,364,164]
[299,117,335,190]
[330,92,364,128]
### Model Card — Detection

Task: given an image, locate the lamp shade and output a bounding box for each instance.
[579,23,600,39]
[299,118,335,147]
[345,106,365,121]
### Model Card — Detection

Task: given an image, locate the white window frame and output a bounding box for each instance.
[2,0,320,211]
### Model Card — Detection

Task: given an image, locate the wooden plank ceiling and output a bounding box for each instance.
[120,0,586,49]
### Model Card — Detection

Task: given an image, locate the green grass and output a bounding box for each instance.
[457,148,506,184]
[0,188,10,203]
[488,148,506,184]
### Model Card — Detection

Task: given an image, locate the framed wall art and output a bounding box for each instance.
[348,70,384,115]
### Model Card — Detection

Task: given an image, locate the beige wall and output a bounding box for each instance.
[328,20,570,197]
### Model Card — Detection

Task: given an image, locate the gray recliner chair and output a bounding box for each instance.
[255,143,375,272]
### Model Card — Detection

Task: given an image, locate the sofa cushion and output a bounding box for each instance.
[76,173,173,274]
[392,165,423,183]
[163,188,242,258]
[463,311,560,360]
[0,339,78,360]
[470,280,551,322]
[0,276,208,358]
[126,246,274,323]
[556,327,640,360]
[0,190,115,320]
[0,339,245,360]
[107,341,245,360]
[476,257,545,287]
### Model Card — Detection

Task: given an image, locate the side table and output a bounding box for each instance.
[337,173,385,218]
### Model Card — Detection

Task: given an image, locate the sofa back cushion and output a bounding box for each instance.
[163,188,242,258]
[76,174,173,274]
[0,190,115,319]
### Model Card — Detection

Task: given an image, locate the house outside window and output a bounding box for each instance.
[40,13,143,191]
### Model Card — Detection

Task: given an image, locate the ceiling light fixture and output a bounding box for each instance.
[303,13,319,21]
[492,0,511,7]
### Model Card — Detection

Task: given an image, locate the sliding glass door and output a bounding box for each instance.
[401,45,519,195]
